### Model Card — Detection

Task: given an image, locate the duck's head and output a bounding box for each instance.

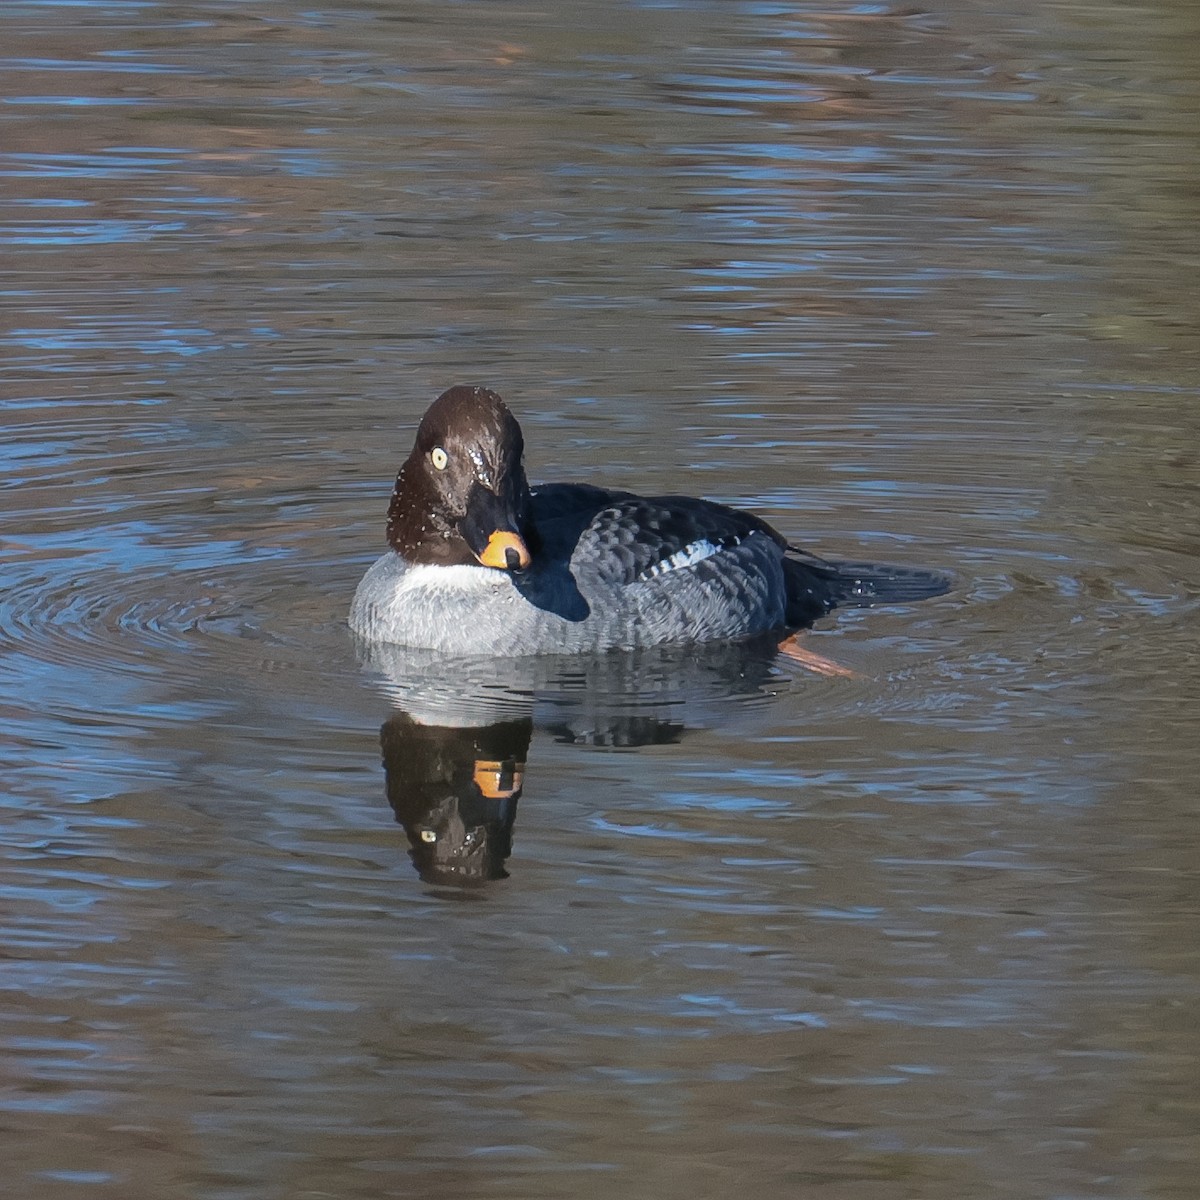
[387,386,535,571]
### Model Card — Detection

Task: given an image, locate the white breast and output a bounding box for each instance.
[349,554,513,649]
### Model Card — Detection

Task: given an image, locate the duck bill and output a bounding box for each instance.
[458,484,532,572]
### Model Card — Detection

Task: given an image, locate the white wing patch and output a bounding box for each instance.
[637,538,725,581]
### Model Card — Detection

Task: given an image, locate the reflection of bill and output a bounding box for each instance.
[381,713,531,886]
[472,758,524,800]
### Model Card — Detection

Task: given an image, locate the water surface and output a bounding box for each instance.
[3,1,1200,1197]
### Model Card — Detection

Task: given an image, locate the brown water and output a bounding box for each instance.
[3,1,1200,1196]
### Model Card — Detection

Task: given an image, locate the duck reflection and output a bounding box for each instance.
[381,712,530,885]
[365,636,790,886]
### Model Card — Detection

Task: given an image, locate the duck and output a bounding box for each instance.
[349,385,950,658]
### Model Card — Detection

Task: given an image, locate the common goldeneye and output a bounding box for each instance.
[349,386,950,656]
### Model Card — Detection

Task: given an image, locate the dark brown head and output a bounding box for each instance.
[386,386,535,571]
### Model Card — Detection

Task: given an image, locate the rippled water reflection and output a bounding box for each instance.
[3,0,1200,1196]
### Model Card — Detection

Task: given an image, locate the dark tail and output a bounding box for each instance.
[820,558,953,608]
[782,553,952,625]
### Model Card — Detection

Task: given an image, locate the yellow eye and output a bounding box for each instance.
[430,447,449,471]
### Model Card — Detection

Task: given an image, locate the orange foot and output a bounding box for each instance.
[778,634,858,678]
